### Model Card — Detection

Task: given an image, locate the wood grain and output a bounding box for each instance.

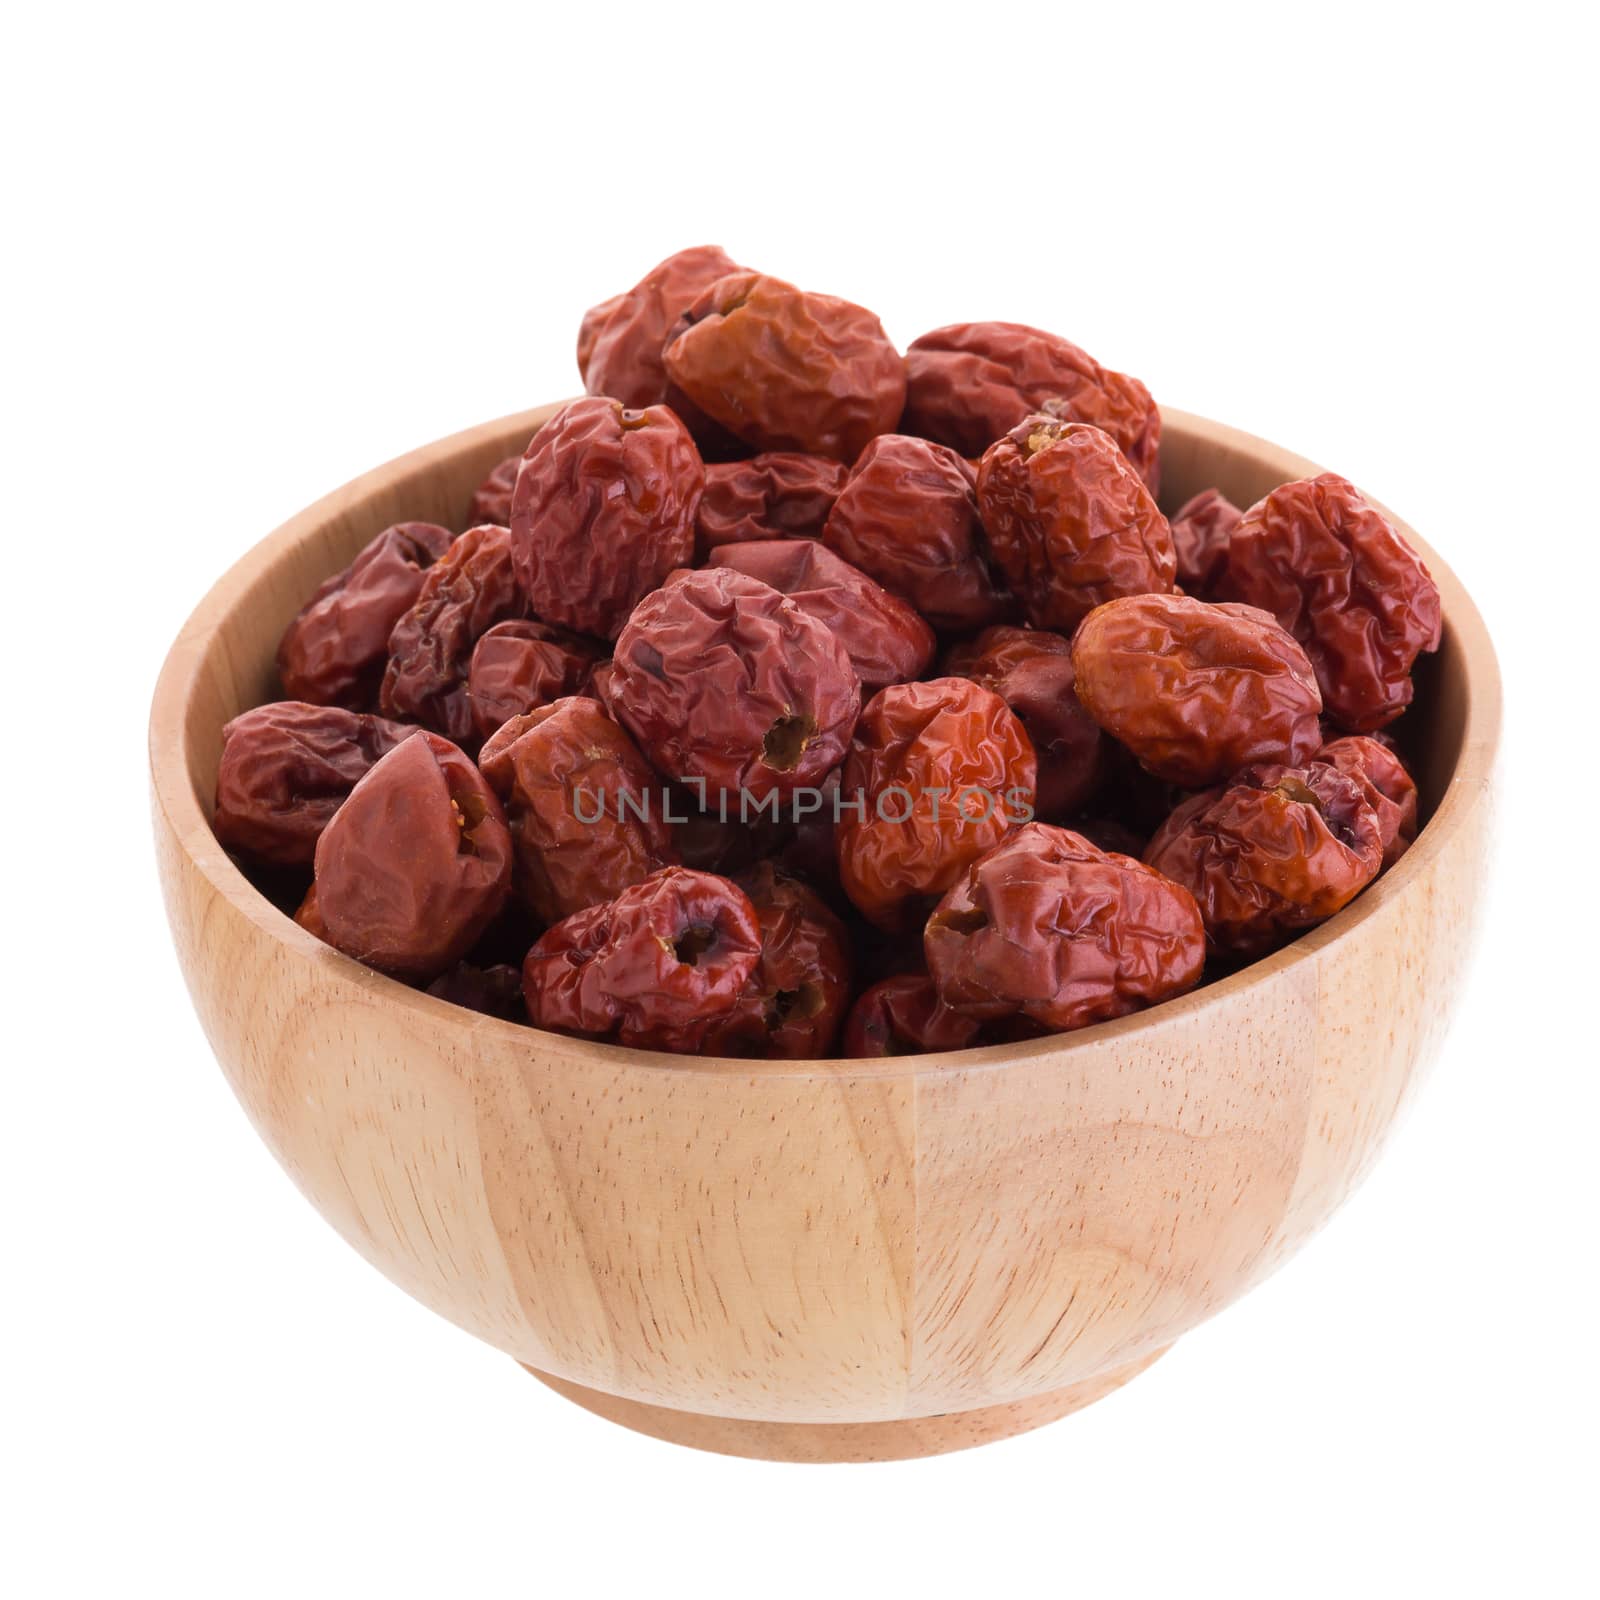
[149,406,1501,1460]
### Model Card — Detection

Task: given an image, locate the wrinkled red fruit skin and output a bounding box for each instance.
[709,539,935,695]
[837,677,1037,931]
[925,823,1205,1032]
[1220,473,1442,732]
[822,434,1012,632]
[1143,761,1385,956]
[901,321,1161,492]
[601,567,861,800]
[1071,593,1324,786]
[293,883,325,939]
[466,619,603,740]
[379,523,525,743]
[277,522,453,708]
[576,245,747,453]
[662,272,906,462]
[695,452,848,556]
[1170,487,1242,597]
[509,396,703,641]
[976,417,1175,632]
[214,701,415,865]
[466,455,522,529]
[424,962,526,1021]
[478,696,679,923]
[842,973,981,1056]
[522,867,763,1053]
[1318,735,1419,867]
[314,731,513,979]
[670,787,793,877]
[944,625,1105,820]
[696,864,852,1058]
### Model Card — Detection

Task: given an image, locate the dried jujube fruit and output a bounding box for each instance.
[478,696,678,923]
[1219,473,1442,732]
[696,864,852,1058]
[944,625,1105,820]
[1169,487,1242,597]
[842,973,981,1057]
[214,701,414,865]
[902,321,1161,491]
[1071,593,1324,786]
[379,522,525,743]
[314,731,513,979]
[696,452,848,555]
[277,521,454,707]
[601,567,861,800]
[466,455,521,529]
[466,619,603,739]
[509,396,703,640]
[522,867,763,1052]
[293,883,326,939]
[708,539,935,695]
[576,244,746,452]
[662,271,906,462]
[216,251,1442,1060]
[836,677,1037,931]
[976,416,1175,632]
[822,434,1012,632]
[1317,735,1419,866]
[924,823,1205,1033]
[1143,761,1385,955]
[424,962,526,1021]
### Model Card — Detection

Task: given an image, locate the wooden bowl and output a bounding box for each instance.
[150,404,1500,1463]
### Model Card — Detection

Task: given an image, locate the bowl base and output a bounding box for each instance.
[520,1346,1169,1463]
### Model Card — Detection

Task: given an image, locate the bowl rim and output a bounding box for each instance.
[149,403,1502,1081]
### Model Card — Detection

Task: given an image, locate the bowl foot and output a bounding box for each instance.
[520,1346,1169,1463]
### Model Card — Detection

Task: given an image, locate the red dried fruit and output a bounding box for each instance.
[522,866,763,1052]
[841,973,981,1057]
[944,625,1105,819]
[670,787,792,877]
[379,522,525,742]
[695,452,848,555]
[466,455,521,529]
[214,701,414,865]
[1169,487,1242,597]
[976,416,1175,631]
[708,539,935,695]
[902,321,1161,491]
[924,823,1204,1032]
[601,567,861,800]
[466,619,604,740]
[478,696,678,923]
[662,272,906,461]
[1071,593,1324,786]
[276,522,453,708]
[696,864,851,1058]
[837,677,1037,930]
[1219,474,1442,732]
[508,396,703,641]
[576,244,747,451]
[1143,761,1385,955]
[293,883,325,939]
[424,962,526,1021]
[1317,735,1419,866]
[314,731,513,979]
[822,434,1012,631]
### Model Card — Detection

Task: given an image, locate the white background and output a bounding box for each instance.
[5,5,1595,1596]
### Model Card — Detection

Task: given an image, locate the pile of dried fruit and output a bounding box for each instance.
[215,246,1441,1057]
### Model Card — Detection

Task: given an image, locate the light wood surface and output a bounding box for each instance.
[149,405,1501,1461]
